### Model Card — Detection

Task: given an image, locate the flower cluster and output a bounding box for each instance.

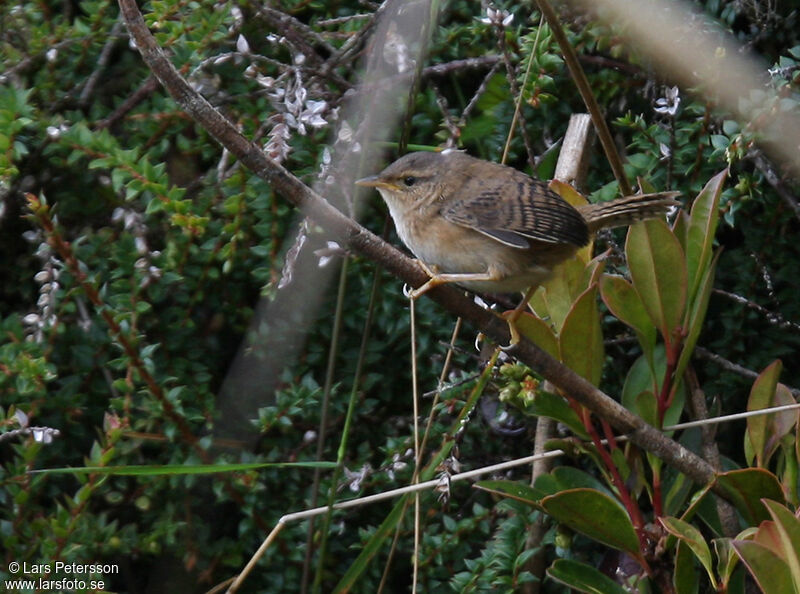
[22,228,61,343]
[111,207,162,288]
[245,34,334,163]
[479,5,514,28]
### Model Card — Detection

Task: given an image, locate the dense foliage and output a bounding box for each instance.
[1,0,799,592]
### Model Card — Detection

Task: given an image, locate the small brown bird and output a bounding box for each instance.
[357,150,679,298]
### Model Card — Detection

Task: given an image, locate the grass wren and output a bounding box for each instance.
[356,150,679,298]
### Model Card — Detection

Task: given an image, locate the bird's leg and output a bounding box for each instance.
[500,285,538,346]
[408,261,504,300]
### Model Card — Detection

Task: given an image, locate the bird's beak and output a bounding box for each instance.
[355,175,397,190]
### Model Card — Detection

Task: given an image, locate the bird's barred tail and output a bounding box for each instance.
[579,192,681,233]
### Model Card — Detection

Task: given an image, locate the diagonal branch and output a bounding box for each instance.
[116,0,719,489]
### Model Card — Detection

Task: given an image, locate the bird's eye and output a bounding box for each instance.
[403,176,417,187]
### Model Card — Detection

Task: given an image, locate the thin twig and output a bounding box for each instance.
[534,0,632,195]
[495,19,537,170]
[695,346,800,398]
[409,298,422,593]
[713,287,800,332]
[301,257,350,594]
[750,143,800,224]
[502,13,543,166]
[80,18,125,107]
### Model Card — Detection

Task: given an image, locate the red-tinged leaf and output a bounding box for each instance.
[547,559,629,594]
[747,360,792,468]
[626,219,687,341]
[541,488,642,564]
[762,499,800,581]
[732,540,794,594]
[559,285,604,387]
[753,520,785,556]
[714,469,786,525]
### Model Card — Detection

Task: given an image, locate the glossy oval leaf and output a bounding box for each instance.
[474,480,546,506]
[660,516,717,588]
[622,345,685,429]
[551,466,615,496]
[547,559,629,594]
[626,219,687,340]
[747,360,797,468]
[600,274,656,363]
[714,469,786,525]
[686,170,725,305]
[673,250,720,383]
[514,311,559,359]
[559,284,604,387]
[538,257,590,330]
[541,488,642,563]
[526,389,589,438]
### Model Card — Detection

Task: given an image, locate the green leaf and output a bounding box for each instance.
[31,461,337,475]
[714,469,786,525]
[686,170,725,305]
[532,257,587,331]
[515,312,559,358]
[600,274,656,365]
[626,219,687,341]
[541,488,643,564]
[747,360,797,468]
[712,538,741,588]
[673,250,720,383]
[660,516,717,588]
[547,559,629,594]
[550,467,615,497]
[474,480,546,506]
[674,539,700,594]
[762,499,800,586]
[559,285,604,386]
[622,345,685,428]
[526,390,589,438]
[732,540,795,594]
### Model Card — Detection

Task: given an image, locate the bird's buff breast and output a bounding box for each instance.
[393,209,555,293]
